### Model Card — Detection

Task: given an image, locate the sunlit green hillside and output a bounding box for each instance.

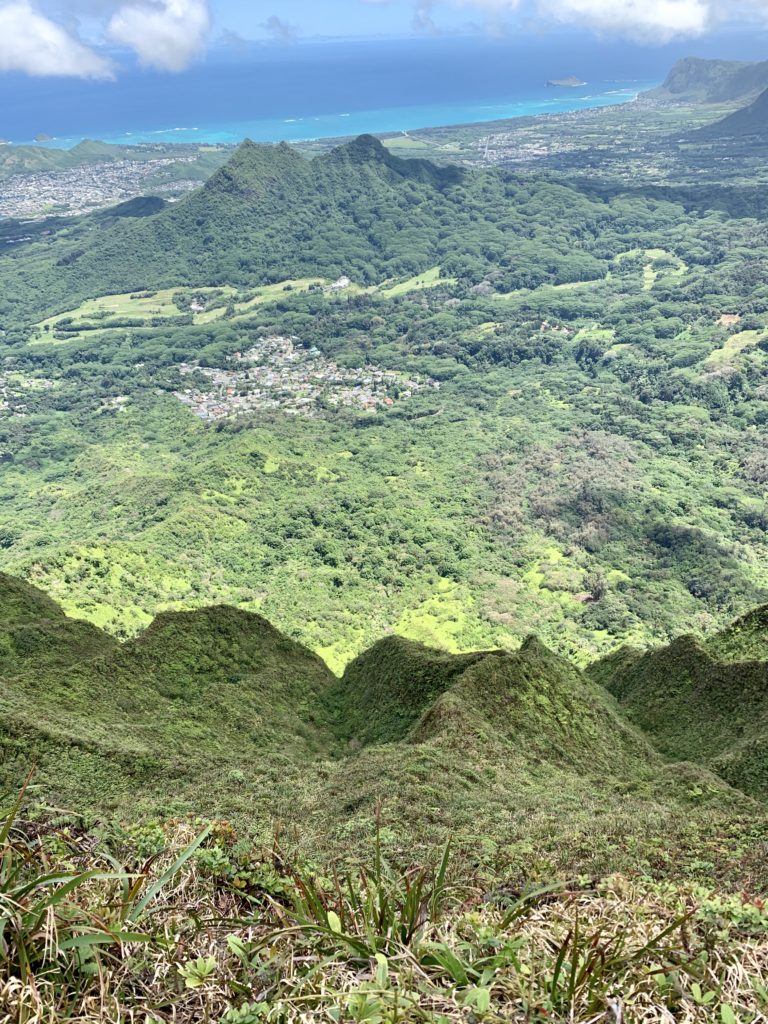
[1,571,765,879]
[0,133,765,672]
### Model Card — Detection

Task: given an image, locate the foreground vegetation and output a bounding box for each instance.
[3,804,768,1024]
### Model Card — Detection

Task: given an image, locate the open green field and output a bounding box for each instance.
[32,280,325,342]
[382,135,435,151]
[36,286,196,327]
[378,266,453,297]
[615,248,688,290]
[31,270,456,344]
[705,328,768,366]
[492,279,604,302]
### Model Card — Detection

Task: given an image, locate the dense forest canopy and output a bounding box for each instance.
[0,122,766,669]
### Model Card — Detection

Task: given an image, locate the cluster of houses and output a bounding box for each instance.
[0,374,56,417]
[173,335,438,420]
[475,129,583,166]
[0,157,199,219]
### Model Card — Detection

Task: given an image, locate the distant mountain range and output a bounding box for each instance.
[1,571,765,864]
[644,56,768,104]
[0,133,613,327]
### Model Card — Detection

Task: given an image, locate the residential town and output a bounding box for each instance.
[0,157,201,219]
[174,335,438,419]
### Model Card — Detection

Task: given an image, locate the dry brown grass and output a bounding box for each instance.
[1,822,768,1023]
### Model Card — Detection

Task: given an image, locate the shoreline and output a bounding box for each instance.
[10,81,658,151]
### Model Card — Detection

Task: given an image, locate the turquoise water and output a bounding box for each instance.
[7,30,768,151]
[0,35,690,149]
[37,83,655,149]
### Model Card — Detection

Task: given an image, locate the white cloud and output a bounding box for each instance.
[0,0,113,76]
[540,0,710,37]
[449,0,768,38]
[108,0,210,70]
[0,0,212,77]
[413,0,441,32]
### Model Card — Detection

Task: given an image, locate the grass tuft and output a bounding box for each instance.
[1,795,768,1022]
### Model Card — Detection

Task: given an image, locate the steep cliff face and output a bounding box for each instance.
[644,57,768,104]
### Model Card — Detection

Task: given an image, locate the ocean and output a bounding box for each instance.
[3,31,768,149]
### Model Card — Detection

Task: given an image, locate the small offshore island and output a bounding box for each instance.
[547,75,587,87]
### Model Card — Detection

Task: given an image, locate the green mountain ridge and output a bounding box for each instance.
[693,85,768,139]
[597,615,768,799]
[706,603,768,661]
[0,133,610,325]
[645,56,768,103]
[1,571,764,871]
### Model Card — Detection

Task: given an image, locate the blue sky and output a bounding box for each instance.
[152,1,768,44]
[213,0,487,39]
[0,1,767,78]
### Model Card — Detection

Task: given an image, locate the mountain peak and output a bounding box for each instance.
[320,133,464,189]
[0,572,65,625]
[204,138,308,198]
[321,134,393,171]
[123,603,332,681]
[341,134,388,160]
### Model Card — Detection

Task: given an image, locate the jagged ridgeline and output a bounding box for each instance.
[593,606,768,800]
[0,133,609,325]
[1,572,766,870]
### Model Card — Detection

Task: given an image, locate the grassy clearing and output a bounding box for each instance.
[37,286,188,326]
[3,805,768,1024]
[206,278,327,321]
[615,248,688,291]
[378,266,451,298]
[493,278,606,302]
[382,136,436,151]
[705,329,767,366]
[31,279,326,343]
[30,270,455,344]
[573,325,615,344]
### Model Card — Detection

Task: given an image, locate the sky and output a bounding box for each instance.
[0,0,767,78]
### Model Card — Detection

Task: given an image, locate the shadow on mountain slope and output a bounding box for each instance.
[594,608,768,799]
[0,573,762,869]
